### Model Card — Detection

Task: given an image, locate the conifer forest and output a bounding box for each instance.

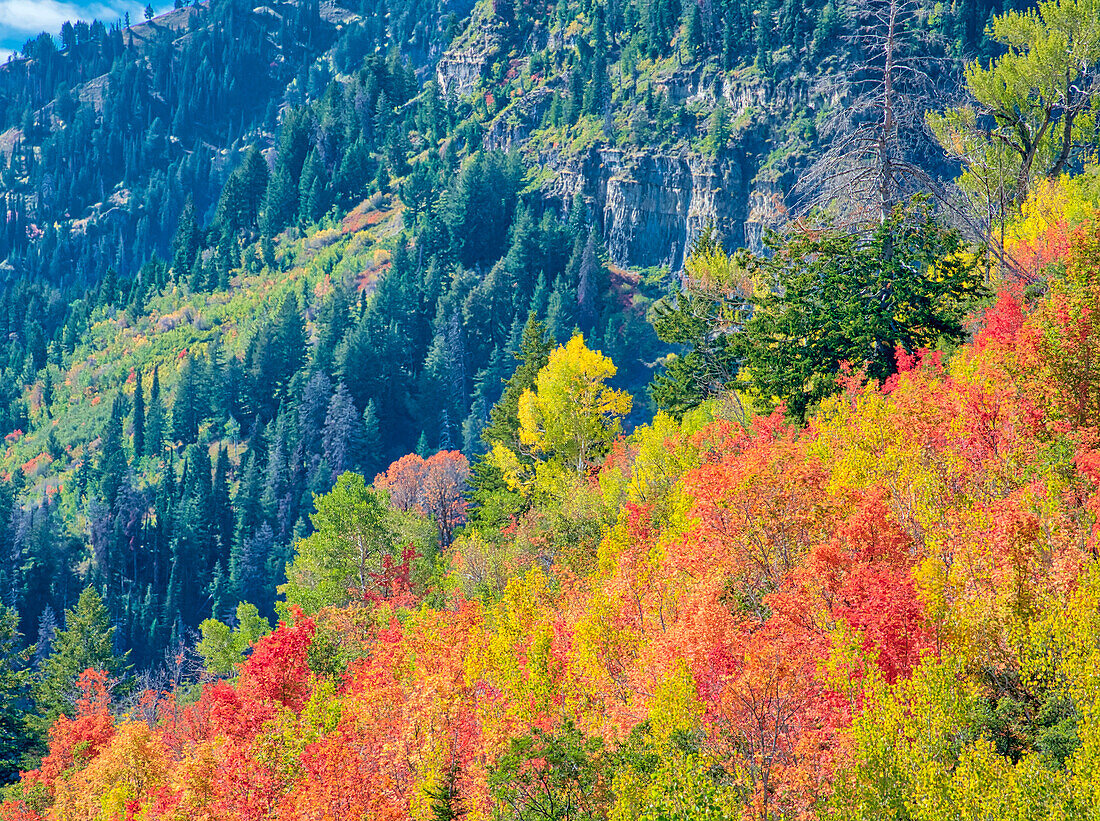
[1,0,1100,816]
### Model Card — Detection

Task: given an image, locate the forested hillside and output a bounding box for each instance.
[0,0,1099,815]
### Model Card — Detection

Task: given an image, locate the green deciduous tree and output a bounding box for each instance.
[279,472,394,615]
[928,0,1100,221]
[196,601,272,676]
[489,721,609,821]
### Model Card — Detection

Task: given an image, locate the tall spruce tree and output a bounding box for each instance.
[146,366,166,456]
[0,605,31,783]
[322,383,361,482]
[468,313,553,528]
[132,370,145,460]
[481,313,553,454]
[98,396,129,508]
[34,586,128,734]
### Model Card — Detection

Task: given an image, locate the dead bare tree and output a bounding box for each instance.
[790,0,1034,279]
[792,0,947,230]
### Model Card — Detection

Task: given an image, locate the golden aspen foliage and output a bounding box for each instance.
[515,334,633,475]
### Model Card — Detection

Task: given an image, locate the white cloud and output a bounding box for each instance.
[0,0,143,37]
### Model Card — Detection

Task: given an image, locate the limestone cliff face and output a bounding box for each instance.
[435,5,502,99]
[439,15,814,270]
[538,148,755,271]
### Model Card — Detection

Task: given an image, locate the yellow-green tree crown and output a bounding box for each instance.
[516,333,633,474]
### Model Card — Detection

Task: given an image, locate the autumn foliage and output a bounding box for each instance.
[11,199,1100,818]
[375,450,470,546]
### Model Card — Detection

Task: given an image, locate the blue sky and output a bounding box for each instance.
[0,1,173,61]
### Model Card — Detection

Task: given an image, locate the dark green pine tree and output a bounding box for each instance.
[230,521,274,614]
[212,446,234,569]
[276,295,307,389]
[684,3,705,61]
[298,150,327,224]
[468,313,553,529]
[260,163,298,236]
[45,429,63,461]
[545,274,577,343]
[41,368,53,417]
[145,366,166,457]
[171,354,209,444]
[360,400,382,479]
[185,443,216,572]
[482,313,552,452]
[132,370,145,460]
[0,604,32,782]
[412,430,428,458]
[322,383,361,482]
[169,448,215,624]
[575,230,603,332]
[217,146,270,237]
[33,586,128,735]
[248,296,306,419]
[427,763,463,821]
[98,396,129,508]
[313,280,353,377]
[583,6,610,115]
[171,195,199,278]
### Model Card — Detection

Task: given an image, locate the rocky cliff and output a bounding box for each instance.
[439,22,824,270]
[535,147,754,270]
[435,4,503,99]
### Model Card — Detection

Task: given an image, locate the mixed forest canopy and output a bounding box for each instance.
[0,0,1098,816]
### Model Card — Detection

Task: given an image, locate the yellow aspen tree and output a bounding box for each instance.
[516,333,633,475]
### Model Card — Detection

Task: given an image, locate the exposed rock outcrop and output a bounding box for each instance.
[440,8,825,270]
[435,6,503,99]
[536,147,759,271]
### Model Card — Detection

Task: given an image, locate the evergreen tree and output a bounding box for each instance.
[0,605,31,783]
[469,313,553,528]
[298,150,328,224]
[145,366,166,456]
[171,354,209,444]
[34,586,128,734]
[576,231,602,332]
[685,3,705,61]
[481,313,553,454]
[322,383,361,482]
[361,400,382,479]
[462,393,490,457]
[217,146,270,236]
[171,196,199,277]
[230,522,274,614]
[545,275,577,343]
[261,163,298,236]
[212,446,234,568]
[132,369,145,460]
[41,368,53,417]
[98,396,129,508]
[34,606,57,667]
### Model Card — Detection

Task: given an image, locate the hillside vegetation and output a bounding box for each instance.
[0,0,1099,815]
[4,169,1100,817]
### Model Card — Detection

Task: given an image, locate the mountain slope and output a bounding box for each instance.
[0,0,1060,782]
[4,171,1100,820]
